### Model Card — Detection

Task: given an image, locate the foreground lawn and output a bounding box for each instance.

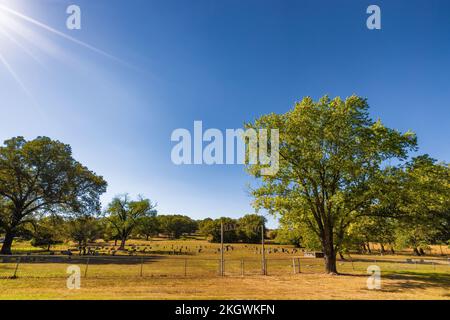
[1,270,449,300]
[2,239,449,299]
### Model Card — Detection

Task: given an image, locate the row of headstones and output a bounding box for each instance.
[67,244,302,256]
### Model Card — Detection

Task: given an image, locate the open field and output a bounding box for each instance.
[1,270,449,300]
[6,238,450,258]
[1,239,449,299]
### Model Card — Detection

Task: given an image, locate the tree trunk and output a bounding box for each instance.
[146,235,149,241]
[322,230,338,274]
[119,237,126,250]
[0,231,15,255]
[362,243,367,253]
[324,252,337,274]
[380,243,385,254]
[367,242,372,253]
[413,247,420,256]
[114,239,118,246]
[357,244,363,254]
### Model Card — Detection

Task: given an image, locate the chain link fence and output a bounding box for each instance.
[0,255,449,279]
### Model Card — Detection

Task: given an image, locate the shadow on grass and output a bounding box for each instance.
[335,270,450,294]
[0,255,169,265]
[382,271,450,289]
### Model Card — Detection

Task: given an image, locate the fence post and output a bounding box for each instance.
[184,258,187,277]
[13,257,21,278]
[297,258,301,273]
[240,259,244,277]
[292,258,296,274]
[220,222,224,277]
[140,257,144,277]
[84,257,90,278]
[351,257,355,271]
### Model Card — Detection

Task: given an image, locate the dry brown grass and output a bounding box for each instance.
[1,271,449,300]
[1,239,449,300]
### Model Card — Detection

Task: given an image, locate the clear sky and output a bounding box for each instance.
[0,0,449,228]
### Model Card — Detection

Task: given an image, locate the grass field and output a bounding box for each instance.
[1,271,449,300]
[1,239,449,300]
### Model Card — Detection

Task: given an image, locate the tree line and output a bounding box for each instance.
[1,95,448,275]
[7,211,268,253]
[0,137,266,253]
[9,210,196,252]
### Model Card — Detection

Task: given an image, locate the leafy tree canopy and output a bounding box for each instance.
[245,95,417,273]
[0,136,107,254]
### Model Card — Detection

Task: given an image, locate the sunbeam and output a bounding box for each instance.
[0,10,71,62]
[0,27,44,66]
[0,1,134,110]
[0,51,34,99]
[0,4,124,64]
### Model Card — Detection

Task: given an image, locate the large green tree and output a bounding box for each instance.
[106,194,156,249]
[246,96,416,273]
[157,215,197,239]
[0,137,107,254]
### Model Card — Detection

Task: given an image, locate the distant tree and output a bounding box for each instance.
[68,215,103,250]
[157,215,197,239]
[198,218,213,236]
[200,217,239,243]
[0,136,107,254]
[107,194,156,249]
[136,216,160,241]
[237,214,266,243]
[266,229,278,240]
[30,216,66,251]
[346,155,450,256]
[347,216,397,254]
[393,156,450,255]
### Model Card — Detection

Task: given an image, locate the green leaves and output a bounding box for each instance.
[245,95,418,272]
[106,194,157,246]
[0,136,107,217]
[199,215,266,244]
[157,215,197,239]
[0,136,107,254]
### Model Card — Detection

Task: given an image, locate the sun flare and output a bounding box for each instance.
[0,1,121,99]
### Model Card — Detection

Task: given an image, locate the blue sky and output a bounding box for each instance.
[0,0,449,228]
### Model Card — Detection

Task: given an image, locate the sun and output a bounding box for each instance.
[0,1,36,96]
[0,1,21,49]
[0,0,121,99]
[0,1,45,97]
